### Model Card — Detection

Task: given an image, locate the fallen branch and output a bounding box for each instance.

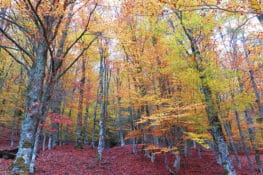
[0,148,18,159]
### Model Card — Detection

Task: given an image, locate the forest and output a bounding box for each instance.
[0,0,262,174]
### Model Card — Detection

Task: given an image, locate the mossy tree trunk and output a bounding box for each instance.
[175,11,236,175]
[12,41,47,174]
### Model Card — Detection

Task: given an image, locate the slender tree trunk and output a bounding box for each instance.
[64,76,77,144]
[10,66,24,148]
[91,90,99,148]
[244,110,263,173]
[173,154,181,173]
[234,111,254,171]
[175,11,236,174]
[42,130,46,151]
[248,69,263,122]
[201,78,236,174]
[49,82,65,148]
[10,114,16,148]
[64,107,72,144]
[50,99,62,148]
[127,76,137,154]
[97,39,109,160]
[97,47,105,160]
[116,71,125,146]
[242,36,263,122]
[84,100,89,145]
[223,122,241,169]
[29,124,41,174]
[239,77,263,173]
[48,134,52,150]
[76,59,86,148]
[128,106,137,154]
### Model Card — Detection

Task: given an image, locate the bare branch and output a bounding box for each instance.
[0,27,34,59]
[0,45,19,51]
[57,35,99,81]
[0,15,28,33]
[0,46,29,71]
[63,3,98,58]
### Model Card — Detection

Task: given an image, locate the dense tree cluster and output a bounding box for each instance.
[0,0,262,174]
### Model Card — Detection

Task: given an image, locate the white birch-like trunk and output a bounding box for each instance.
[29,125,41,174]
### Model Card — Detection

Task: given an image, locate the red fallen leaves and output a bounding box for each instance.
[34,144,167,175]
[0,143,262,175]
[0,158,12,174]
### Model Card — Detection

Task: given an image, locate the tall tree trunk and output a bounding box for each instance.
[97,39,109,160]
[223,122,241,169]
[242,35,263,122]
[91,89,99,148]
[175,11,236,174]
[64,74,77,144]
[12,42,47,174]
[49,84,63,149]
[84,100,89,145]
[29,124,41,174]
[64,107,72,144]
[244,110,263,173]
[116,70,125,146]
[97,48,105,160]
[248,69,263,122]
[239,77,263,173]
[234,111,254,171]
[76,59,86,148]
[42,129,46,151]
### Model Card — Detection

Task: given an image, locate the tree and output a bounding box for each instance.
[0,1,99,173]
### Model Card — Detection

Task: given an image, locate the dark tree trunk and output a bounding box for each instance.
[75,59,86,149]
[91,89,99,148]
[223,122,241,169]
[234,111,254,171]
[238,77,263,173]
[84,100,89,145]
[50,83,63,149]
[116,70,125,146]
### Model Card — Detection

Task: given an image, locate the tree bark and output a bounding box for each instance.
[97,48,105,160]
[242,35,263,122]
[29,124,41,174]
[12,42,47,174]
[116,71,125,146]
[84,100,89,145]
[223,122,241,169]
[238,77,263,173]
[91,89,99,148]
[234,111,254,171]
[75,59,86,149]
[175,11,236,174]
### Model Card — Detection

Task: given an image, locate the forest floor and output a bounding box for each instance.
[1,141,263,175]
[0,126,262,175]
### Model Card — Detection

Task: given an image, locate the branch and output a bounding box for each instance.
[0,27,34,60]
[0,46,29,72]
[0,15,28,33]
[56,35,99,81]
[172,3,263,15]
[50,0,73,42]
[26,0,55,61]
[26,0,46,37]
[0,45,19,51]
[63,3,98,58]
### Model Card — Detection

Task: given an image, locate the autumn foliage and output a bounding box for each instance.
[0,0,263,174]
